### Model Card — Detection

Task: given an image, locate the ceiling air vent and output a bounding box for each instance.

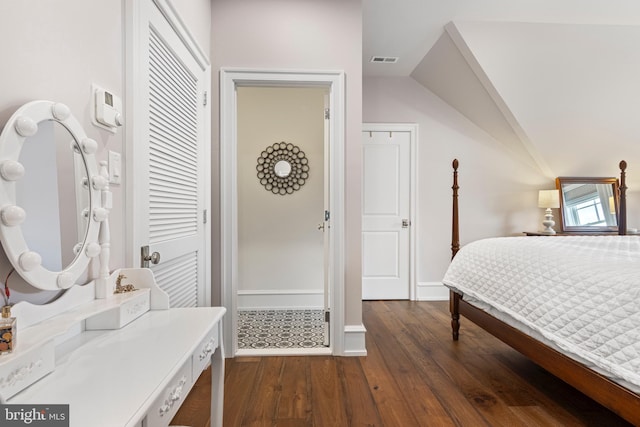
[370,56,399,63]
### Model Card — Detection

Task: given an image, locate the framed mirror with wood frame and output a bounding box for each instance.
[555,177,619,233]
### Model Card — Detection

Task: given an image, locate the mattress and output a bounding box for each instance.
[442,235,640,391]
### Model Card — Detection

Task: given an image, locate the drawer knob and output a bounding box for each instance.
[198,339,215,361]
[158,375,187,417]
[159,403,170,416]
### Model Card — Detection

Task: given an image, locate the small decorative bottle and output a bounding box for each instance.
[0,305,16,354]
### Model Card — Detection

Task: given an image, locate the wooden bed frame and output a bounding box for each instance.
[449,159,640,425]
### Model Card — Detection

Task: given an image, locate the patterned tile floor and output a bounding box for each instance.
[237,309,326,349]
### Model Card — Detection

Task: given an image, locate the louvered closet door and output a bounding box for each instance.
[132,0,207,307]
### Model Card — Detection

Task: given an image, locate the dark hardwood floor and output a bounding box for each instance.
[172,300,633,426]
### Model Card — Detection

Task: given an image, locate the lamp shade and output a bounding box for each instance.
[538,189,560,209]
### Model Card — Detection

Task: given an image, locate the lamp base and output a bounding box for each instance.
[541,209,556,235]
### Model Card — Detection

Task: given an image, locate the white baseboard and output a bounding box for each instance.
[236,347,332,357]
[342,324,367,356]
[416,282,449,301]
[237,289,324,310]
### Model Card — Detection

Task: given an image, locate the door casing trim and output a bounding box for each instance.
[220,68,346,357]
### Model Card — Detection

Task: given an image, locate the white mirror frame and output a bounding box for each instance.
[0,100,102,290]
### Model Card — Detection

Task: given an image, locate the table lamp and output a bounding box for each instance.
[538,189,560,234]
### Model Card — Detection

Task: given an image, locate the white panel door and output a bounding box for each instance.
[362,130,411,300]
[128,0,209,307]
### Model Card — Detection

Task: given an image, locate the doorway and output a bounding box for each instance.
[220,69,346,357]
[236,86,328,354]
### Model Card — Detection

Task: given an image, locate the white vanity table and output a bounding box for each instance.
[2,271,225,427]
[0,100,226,426]
[9,305,225,427]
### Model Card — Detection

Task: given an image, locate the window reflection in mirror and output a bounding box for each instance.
[556,177,619,233]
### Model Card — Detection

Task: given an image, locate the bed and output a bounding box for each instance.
[443,159,640,425]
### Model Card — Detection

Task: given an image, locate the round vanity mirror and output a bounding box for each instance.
[17,120,89,271]
[0,100,102,290]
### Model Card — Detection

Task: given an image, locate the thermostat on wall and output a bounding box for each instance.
[92,84,123,133]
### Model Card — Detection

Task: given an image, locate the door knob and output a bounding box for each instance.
[402,219,411,228]
[141,245,161,267]
[144,252,161,264]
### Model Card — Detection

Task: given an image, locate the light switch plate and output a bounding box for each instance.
[108,151,122,185]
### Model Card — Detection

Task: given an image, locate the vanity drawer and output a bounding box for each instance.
[145,359,193,427]
[1,341,55,400]
[192,327,218,377]
[85,289,151,330]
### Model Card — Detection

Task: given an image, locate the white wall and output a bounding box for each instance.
[411,20,640,228]
[452,22,640,178]
[0,0,124,303]
[363,76,549,293]
[210,0,363,326]
[0,0,212,304]
[167,0,211,54]
[237,87,325,309]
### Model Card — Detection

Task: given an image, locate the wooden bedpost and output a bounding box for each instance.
[450,159,461,340]
[619,160,627,236]
[451,159,460,259]
[451,291,460,341]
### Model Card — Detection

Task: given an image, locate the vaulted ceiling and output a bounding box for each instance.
[363,1,640,179]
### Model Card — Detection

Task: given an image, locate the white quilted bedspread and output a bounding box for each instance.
[443,236,640,388]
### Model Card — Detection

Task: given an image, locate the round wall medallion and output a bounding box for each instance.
[256,142,309,195]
